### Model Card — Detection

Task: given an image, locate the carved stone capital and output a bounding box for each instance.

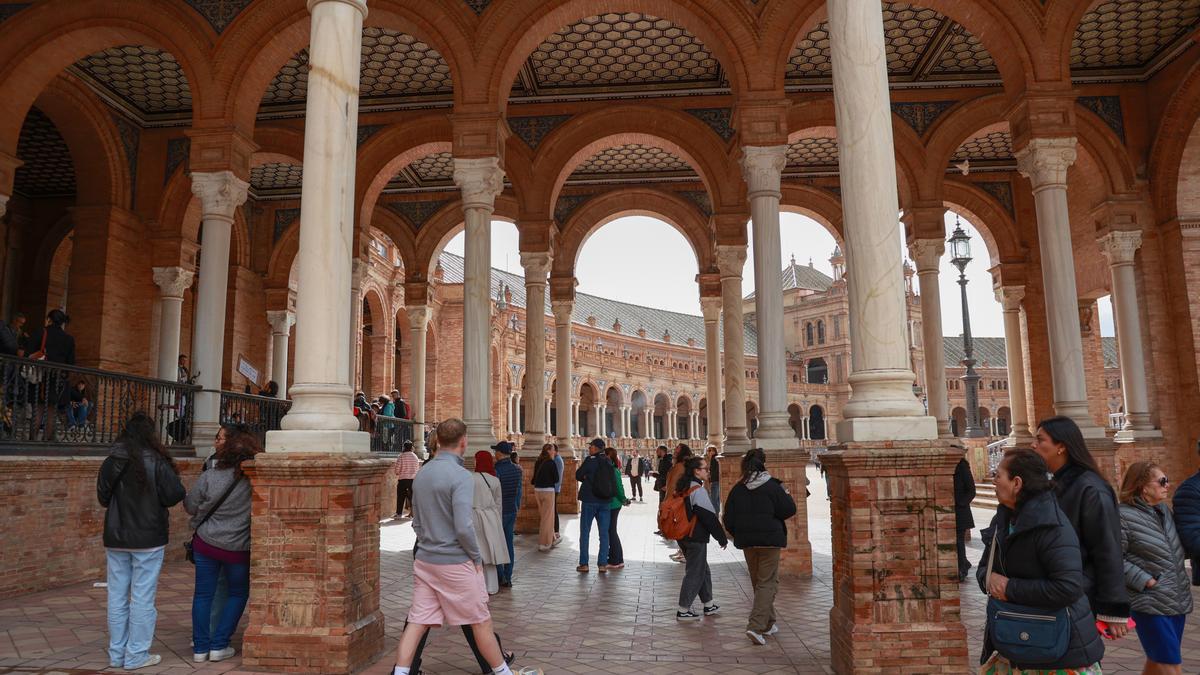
[907,238,945,273]
[699,296,722,322]
[152,266,195,299]
[994,285,1025,312]
[405,305,432,329]
[519,251,552,283]
[190,171,249,221]
[740,145,787,197]
[266,309,297,334]
[551,300,574,326]
[453,157,505,208]
[1097,230,1142,267]
[1015,137,1077,189]
[716,244,747,278]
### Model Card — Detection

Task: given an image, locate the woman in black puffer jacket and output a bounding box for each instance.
[977,449,1104,671]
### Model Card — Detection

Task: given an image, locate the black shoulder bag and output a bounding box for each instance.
[184,470,244,564]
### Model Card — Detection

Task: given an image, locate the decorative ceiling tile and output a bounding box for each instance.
[785,138,839,168]
[571,144,695,176]
[976,181,1014,216]
[13,107,76,198]
[0,3,30,22]
[357,124,385,146]
[386,199,451,229]
[272,207,300,243]
[508,115,572,149]
[1076,95,1126,143]
[250,162,303,192]
[409,152,454,183]
[891,101,956,135]
[110,112,140,201]
[74,46,192,115]
[1071,0,1200,72]
[183,0,252,34]
[952,130,1013,162]
[685,108,734,142]
[930,24,997,74]
[788,3,954,81]
[679,190,712,217]
[464,0,490,14]
[164,137,189,184]
[555,193,597,223]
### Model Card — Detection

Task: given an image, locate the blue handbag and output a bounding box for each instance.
[984,531,1071,667]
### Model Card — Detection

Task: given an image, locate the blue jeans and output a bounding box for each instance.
[105,548,165,668]
[499,511,516,583]
[66,403,88,427]
[578,501,611,567]
[191,550,250,653]
[210,570,228,634]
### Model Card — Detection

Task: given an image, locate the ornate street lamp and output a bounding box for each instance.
[948,216,986,438]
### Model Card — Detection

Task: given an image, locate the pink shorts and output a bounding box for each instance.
[407,559,490,627]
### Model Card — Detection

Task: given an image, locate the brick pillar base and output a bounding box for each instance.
[241,453,391,674]
[824,440,969,674]
[557,457,579,515]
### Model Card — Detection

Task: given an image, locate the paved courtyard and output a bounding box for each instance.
[2,466,1198,674]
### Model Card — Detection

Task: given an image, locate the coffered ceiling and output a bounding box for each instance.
[13,107,76,199]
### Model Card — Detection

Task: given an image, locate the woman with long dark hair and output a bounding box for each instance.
[532,443,559,551]
[674,456,727,620]
[665,445,694,562]
[185,428,262,663]
[96,412,186,671]
[1032,416,1131,636]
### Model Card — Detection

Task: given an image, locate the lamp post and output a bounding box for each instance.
[948,217,985,438]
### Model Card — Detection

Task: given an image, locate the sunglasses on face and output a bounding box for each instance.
[1158,477,1170,487]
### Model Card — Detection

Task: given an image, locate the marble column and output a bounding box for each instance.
[514,394,522,432]
[406,305,431,454]
[152,266,194,382]
[521,252,551,451]
[909,239,952,437]
[189,172,248,454]
[1015,137,1103,438]
[995,287,1033,445]
[742,145,795,449]
[1097,231,1159,439]
[717,245,750,451]
[553,301,573,449]
[700,296,724,448]
[266,310,296,399]
[545,398,552,435]
[454,157,504,453]
[348,259,366,390]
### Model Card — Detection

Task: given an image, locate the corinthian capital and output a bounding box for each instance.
[1015,137,1077,189]
[699,296,722,322]
[520,251,552,282]
[994,285,1025,311]
[716,244,747,277]
[453,157,505,208]
[740,145,787,196]
[152,266,195,299]
[190,171,249,220]
[405,305,432,328]
[907,238,945,273]
[1097,230,1142,267]
[551,300,574,325]
[265,309,296,334]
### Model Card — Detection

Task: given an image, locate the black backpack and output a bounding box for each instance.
[590,456,616,500]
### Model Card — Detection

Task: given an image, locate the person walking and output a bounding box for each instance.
[977,449,1105,673]
[1032,416,1132,636]
[492,442,522,588]
[705,446,721,516]
[96,412,186,671]
[575,438,613,573]
[1119,461,1193,674]
[722,448,796,645]
[470,450,510,595]
[625,449,648,502]
[664,445,693,561]
[953,456,977,582]
[1172,441,1200,585]
[674,456,727,620]
[605,447,629,569]
[552,443,564,542]
[184,428,262,663]
[532,443,559,551]
[393,441,420,518]
[392,418,513,675]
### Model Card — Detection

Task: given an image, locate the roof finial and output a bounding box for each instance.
[790,253,796,266]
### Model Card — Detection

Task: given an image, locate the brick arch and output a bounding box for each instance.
[0,0,214,160]
[942,179,1023,266]
[355,114,454,228]
[252,125,306,165]
[1072,104,1138,198]
[552,188,713,278]
[370,204,418,275]
[1045,0,1114,85]
[412,193,521,280]
[1149,57,1200,221]
[361,284,390,335]
[756,0,1038,96]
[219,0,468,134]
[922,94,1007,190]
[265,219,300,290]
[529,105,738,215]
[779,184,845,242]
[472,0,759,110]
[32,75,131,209]
[157,170,203,248]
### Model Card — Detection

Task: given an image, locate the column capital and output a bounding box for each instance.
[1015,137,1077,189]
[190,171,249,221]
[716,244,747,277]
[266,309,297,334]
[152,266,195,299]
[740,145,787,197]
[453,157,504,208]
[350,258,368,289]
[519,250,552,281]
[994,285,1025,311]
[700,296,722,322]
[306,0,367,19]
[907,238,945,273]
[551,299,573,325]
[406,304,432,328]
[1097,229,1142,266]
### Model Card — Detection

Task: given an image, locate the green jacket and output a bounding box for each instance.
[610,464,626,510]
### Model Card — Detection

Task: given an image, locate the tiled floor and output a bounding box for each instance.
[2,466,1198,674]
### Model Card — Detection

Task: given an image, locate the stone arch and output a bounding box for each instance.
[253,125,306,165]
[997,405,1012,436]
[922,94,1007,190]
[369,206,418,276]
[1072,103,1139,198]
[1149,58,1200,220]
[779,184,846,242]
[414,194,521,280]
[553,187,713,278]
[942,180,1024,266]
[951,406,967,437]
[809,403,826,441]
[354,115,454,231]
[605,385,624,407]
[475,0,758,110]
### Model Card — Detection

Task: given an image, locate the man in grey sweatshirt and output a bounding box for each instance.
[392,419,513,675]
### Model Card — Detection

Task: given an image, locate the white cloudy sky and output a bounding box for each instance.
[445,212,1115,338]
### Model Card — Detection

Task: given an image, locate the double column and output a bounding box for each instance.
[152,266,195,382]
[907,237,952,437]
[1015,138,1103,438]
[265,310,295,399]
[190,172,249,454]
[552,299,574,452]
[406,305,431,453]
[995,287,1033,445]
[1097,230,1159,439]
[454,158,504,453]
[521,252,551,451]
[700,296,724,449]
[717,245,750,452]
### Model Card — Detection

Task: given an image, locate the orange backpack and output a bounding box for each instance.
[657,486,700,540]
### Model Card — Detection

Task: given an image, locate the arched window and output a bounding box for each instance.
[805,322,814,346]
[817,320,826,344]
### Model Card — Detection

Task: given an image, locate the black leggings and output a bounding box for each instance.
[629,475,643,499]
[407,619,506,674]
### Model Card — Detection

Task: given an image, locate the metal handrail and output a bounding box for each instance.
[369,414,415,453]
[218,391,292,445]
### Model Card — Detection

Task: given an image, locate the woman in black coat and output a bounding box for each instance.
[1033,416,1132,634]
[953,457,977,581]
[978,449,1104,671]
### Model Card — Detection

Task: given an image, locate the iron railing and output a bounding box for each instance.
[370,414,415,453]
[986,438,1009,477]
[0,354,199,454]
[218,391,291,444]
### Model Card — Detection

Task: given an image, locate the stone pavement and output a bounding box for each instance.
[2,466,1199,674]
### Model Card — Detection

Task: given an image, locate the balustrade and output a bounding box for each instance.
[218,391,292,445]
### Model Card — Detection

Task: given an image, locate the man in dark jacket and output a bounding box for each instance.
[953,457,977,581]
[25,309,75,365]
[492,442,522,588]
[0,312,24,356]
[574,438,612,572]
[1172,441,1200,585]
[624,450,651,502]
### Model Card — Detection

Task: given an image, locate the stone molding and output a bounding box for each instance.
[994,285,1025,311]
[265,309,296,335]
[907,238,945,273]
[453,157,504,208]
[739,145,787,197]
[715,244,747,277]
[699,296,722,322]
[405,305,432,328]
[1015,137,1077,189]
[519,251,552,283]
[152,266,195,299]
[551,300,573,325]
[1097,229,1142,266]
[190,171,249,221]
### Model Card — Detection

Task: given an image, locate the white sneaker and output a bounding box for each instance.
[537,544,551,552]
[746,630,766,646]
[193,652,209,663]
[125,654,162,670]
[765,624,779,637]
[209,647,236,662]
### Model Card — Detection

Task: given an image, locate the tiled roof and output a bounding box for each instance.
[744,261,833,301]
[943,336,1118,369]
